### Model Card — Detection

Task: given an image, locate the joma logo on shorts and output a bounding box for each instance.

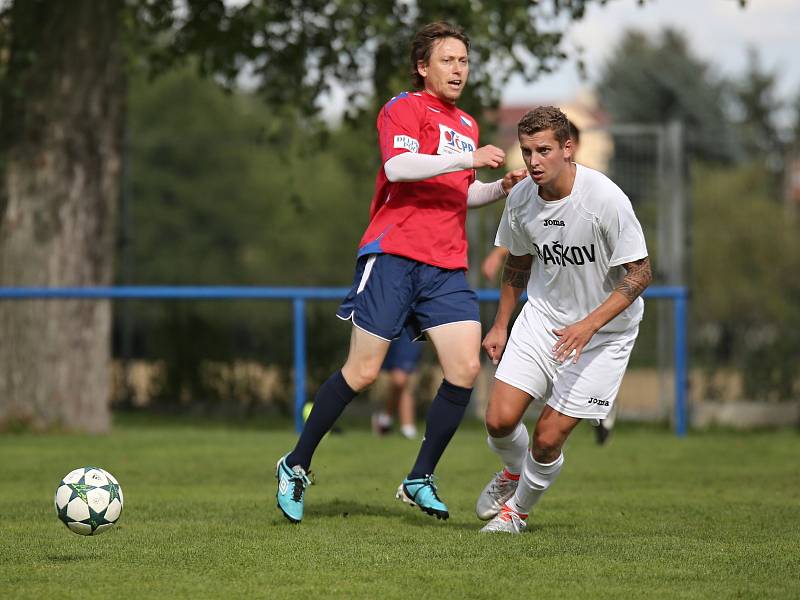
[532,242,596,266]
[543,219,565,227]
[588,397,609,407]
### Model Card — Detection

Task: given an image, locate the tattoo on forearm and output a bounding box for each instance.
[501,254,532,289]
[616,257,652,302]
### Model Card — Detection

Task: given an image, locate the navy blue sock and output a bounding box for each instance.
[286,370,357,471]
[407,379,472,479]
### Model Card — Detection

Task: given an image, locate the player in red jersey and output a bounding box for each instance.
[275,21,527,524]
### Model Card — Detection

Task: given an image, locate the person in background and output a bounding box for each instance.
[372,333,423,440]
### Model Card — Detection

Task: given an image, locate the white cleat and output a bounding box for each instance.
[476,470,519,520]
[480,504,528,534]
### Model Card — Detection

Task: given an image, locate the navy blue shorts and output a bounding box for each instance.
[336,253,480,341]
[381,333,424,373]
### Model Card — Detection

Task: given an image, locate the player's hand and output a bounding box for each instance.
[552,319,599,364]
[472,145,505,169]
[482,325,508,365]
[501,168,528,194]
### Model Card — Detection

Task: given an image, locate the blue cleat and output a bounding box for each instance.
[275,456,311,523]
[396,475,449,520]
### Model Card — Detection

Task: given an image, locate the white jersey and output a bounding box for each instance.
[496,163,648,333]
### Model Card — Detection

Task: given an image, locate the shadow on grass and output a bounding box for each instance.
[272,498,516,532]
[46,554,98,562]
[277,498,399,520]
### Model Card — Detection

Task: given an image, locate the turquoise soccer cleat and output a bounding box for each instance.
[275,456,311,523]
[396,475,449,520]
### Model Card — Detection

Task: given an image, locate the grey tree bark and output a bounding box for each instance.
[0,0,125,432]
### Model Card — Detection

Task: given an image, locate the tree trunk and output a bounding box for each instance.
[0,0,125,432]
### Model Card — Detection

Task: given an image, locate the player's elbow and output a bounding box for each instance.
[383,163,401,182]
[383,156,408,182]
[641,258,654,289]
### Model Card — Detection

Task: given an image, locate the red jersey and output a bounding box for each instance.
[357,91,479,270]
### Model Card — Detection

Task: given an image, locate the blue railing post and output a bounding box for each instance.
[674,291,688,437]
[293,298,306,433]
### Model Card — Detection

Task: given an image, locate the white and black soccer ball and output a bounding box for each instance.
[54,466,124,536]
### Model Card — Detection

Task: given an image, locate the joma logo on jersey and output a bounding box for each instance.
[543,219,565,227]
[588,397,609,407]
[437,123,475,155]
[533,242,596,266]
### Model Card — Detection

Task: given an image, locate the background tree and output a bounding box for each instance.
[0,1,125,432]
[691,164,800,400]
[596,24,799,402]
[731,48,786,194]
[598,28,736,164]
[121,67,378,410]
[0,0,606,431]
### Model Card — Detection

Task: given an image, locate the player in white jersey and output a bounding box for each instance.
[476,106,652,533]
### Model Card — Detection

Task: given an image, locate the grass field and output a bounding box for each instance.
[1,416,798,599]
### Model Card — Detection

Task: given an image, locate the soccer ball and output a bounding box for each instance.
[54,466,124,536]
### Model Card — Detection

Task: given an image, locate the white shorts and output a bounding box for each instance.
[494,303,638,420]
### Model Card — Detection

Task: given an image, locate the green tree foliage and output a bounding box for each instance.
[598,28,736,163]
[123,67,381,408]
[596,24,798,401]
[791,88,800,147]
[128,0,601,119]
[127,68,373,287]
[691,164,800,400]
[731,49,787,197]
[733,49,785,158]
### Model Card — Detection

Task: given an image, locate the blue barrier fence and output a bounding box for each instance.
[0,285,688,436]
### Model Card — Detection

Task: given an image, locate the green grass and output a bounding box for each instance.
[1,418,798,599]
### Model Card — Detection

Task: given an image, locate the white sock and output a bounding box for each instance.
[487,422,529,475]
[603,402,618,428]
[510,451,564,514]
[400,424,417,439]
[376,412,393,428]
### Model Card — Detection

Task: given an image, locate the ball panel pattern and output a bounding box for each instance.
[55,466,123,536]
[66,521,93,536]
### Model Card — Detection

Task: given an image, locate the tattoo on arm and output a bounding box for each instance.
[501,254,533,289]
[616,257,652,302]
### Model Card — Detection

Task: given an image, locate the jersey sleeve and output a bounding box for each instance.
[495,199,530,256]
[604,194,649,267]
[377,94,423,164]
[469,118,479,185]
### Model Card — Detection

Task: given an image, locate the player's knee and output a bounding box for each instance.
[464,357,481,382]
[485,415,517,438]
[446,357,480,387]
[484,404,519,437]
[532,430,563,462]
[389,370,409,389]
[344,361,381,390]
